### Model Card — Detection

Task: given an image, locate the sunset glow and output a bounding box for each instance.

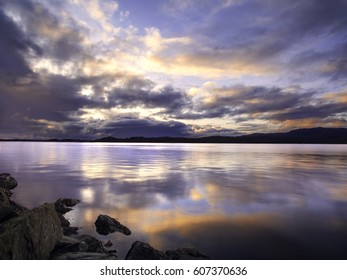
[0,0,346,139]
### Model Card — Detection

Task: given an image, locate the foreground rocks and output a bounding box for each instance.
[126,241,209,260]
[0,173,209,260]
[51,235,117,260]
[95,214,131,235]
[0,173,18,190]
[0,203,62,259]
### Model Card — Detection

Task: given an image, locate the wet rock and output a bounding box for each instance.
[79,235,106,253]
[52,252,118,260]
[63,226,79,236]
[126,241,167,260]
[0,203,62,259]
[54,198,80,214]
[95,214,131,236]
[0,173,18,190]
[58,213,70,227]
[165,248,210,260]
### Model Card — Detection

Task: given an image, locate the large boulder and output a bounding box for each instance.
[0,203,62,259]
[94,214,131,235]
[0,173,17,190]
[126,241,167,260]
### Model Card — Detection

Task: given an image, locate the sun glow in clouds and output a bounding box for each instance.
[0,0,346,139]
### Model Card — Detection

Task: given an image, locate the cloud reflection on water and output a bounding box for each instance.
[1,142,347,259]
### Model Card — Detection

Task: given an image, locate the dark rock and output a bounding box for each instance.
[79,235,106,253]
[63,226,79,236]
[9,200,28,214]
[58,213,70,227]
[51,236,88,257]
[94,214,131,235]
[0,188,14,223]
[126,241,210,260]
[51,235,114,259]
[126,241,167,260]
[165,248,210,260]
[104,240,113,247]
[54,198,80,214]
[56,198,81,207]
[0,203,62,259]
[52,252,118,260]
[0,173,18,190]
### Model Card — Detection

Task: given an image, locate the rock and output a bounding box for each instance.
[54,198,80,214]
[0,203,62,259]
[63,226,79,236]
[58,213,70,227]
[51,236,88,257]
[52,252,117,260]
[165,248,210,260]
[9,200,28,214]
[0,173,18,190]
[51,235,113,259]
[56,198,81,207]
[0,187,27,223]
[126,241,210,260]
[104,240,113,247]
[78,235,106,253]
[126,241,167,260]
[94,214,131,235]
[0,188,14,223]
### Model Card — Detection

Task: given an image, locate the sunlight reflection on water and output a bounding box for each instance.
[1,142,347,259]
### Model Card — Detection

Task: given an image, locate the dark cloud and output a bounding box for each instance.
[100,118,192,138]
[105,85,189,114]
[174,86,313,120]
[0,0,346,139]
[8,117,194,139]
[0,2,39,77]
[269,103,347,122]
[3,0,85,62]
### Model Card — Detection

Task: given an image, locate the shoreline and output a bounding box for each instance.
[0,173,208,260]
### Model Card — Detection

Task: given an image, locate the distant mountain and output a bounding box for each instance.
[1,127,346,143]
[240,127,347,143]
[95,127,347,144]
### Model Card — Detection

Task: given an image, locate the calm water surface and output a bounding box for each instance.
[1,142,347,259]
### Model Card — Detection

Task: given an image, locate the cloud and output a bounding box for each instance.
[0,2,40,77]
[0,0,346,139]
[180,83,347,132]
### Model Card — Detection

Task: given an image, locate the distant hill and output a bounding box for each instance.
[1,127,346,143]
[95,127,347,144]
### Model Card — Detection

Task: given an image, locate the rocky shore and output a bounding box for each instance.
[0,173,209,260]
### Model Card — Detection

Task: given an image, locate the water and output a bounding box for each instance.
[1,142,347,259]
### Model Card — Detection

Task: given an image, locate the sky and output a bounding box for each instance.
[0,0,346,139]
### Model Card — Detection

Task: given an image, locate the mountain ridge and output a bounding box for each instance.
[95,127,347,144]
[1,127,347,143]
